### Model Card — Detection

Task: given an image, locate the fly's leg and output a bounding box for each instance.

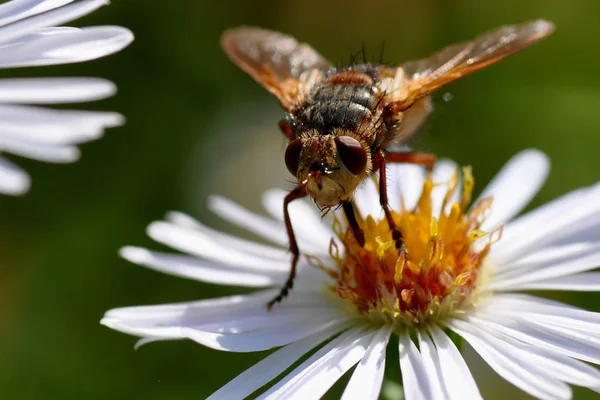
[376,151,403,248]
[342,200,365,246]
[376,150,437,248]
[267,186,307,310]
[385,151,436,170]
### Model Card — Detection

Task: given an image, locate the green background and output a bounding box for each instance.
[1,0,599,398]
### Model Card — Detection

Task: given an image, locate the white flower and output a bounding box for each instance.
[103,149,600,400]
[0,0,133,195]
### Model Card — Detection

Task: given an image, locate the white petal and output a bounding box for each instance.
[165,211,289,261]
[398,332,433,400]
[466,313,600,365]
[0,0,74,27]
[416,330,450,399]
[508,272,600,291]
[208,195,326,255]
[208,324,347,400]
[165,211,203,229]
[146,221,289,272]
[0,0,107,45]
[0,77,115,103]
[485,293,600,333]
[461,315,600,390]
[476,149,549,232]
[491,181,600,264]
[449,319,571,400]
[119,246,284,287]
[353,174,382,218]
[102,291,278,340]
[341,325,392,400]
[389,163,426,211]
[103,290,277,322]
[429,325,482,400]
[431,159,459,218]
[261,188,338,250]
[0,155,29,194]
[104,290,349,352]
[497,241,600,275]
[491,250,600,291]
[0,26,134,68]
[258,326,374,400]
[353,162,431,218]
[398,331,431,400]
[182,313,351,353]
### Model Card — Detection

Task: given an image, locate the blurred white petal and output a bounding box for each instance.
[0,0,107,45]
[0,0,74,27]
[0,155,29,194]
[0,135,79,162]
[0,0,131,194]
[0,77,115,103]
[0,26,133,67]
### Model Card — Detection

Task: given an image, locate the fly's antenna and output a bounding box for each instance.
[378,40,386,64]
[361,40,367,64]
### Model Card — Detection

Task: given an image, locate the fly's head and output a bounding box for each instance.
[285,130,372,208]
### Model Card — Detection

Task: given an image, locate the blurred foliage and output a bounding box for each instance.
[1,0,600,399]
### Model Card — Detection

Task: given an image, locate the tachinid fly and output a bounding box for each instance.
[221,20,555,307]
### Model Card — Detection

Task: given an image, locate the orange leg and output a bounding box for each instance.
[385,151,436,172]
[376,150,437,247]
[268,186,307,309]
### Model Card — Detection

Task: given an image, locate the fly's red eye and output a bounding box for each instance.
[279,119,293,139]
[335,136,367,175]
[285,139,303,176]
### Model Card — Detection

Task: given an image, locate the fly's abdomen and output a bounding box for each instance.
[299,82,379,134]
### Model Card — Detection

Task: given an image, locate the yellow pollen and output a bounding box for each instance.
[328,167,497,328]
[375,237,394,258]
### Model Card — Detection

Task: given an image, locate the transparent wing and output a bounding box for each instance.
[394,19,554,110]
[221,27,331,110]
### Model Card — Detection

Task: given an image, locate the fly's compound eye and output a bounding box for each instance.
[335,136,367,175]
[285,139,303,176]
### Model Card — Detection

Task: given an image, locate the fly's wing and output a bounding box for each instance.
[221,27,331,111]
[392,19,554,111]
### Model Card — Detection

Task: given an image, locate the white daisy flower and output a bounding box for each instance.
[103,149,600,400]
[0,0,133,195]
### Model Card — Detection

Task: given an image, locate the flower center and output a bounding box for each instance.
[324,167,500,329]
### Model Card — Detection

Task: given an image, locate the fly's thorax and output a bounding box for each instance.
[294,130,372,208]
[295,69,385,144]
